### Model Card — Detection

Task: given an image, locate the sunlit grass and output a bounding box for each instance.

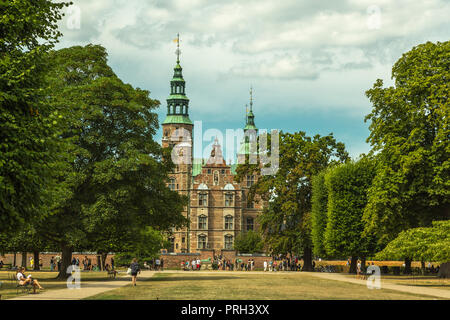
[86,272,435,300]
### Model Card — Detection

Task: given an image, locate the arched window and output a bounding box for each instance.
[198,234,207,249]
[224,215,233,230]
[198,215,207,230]
[224,235,233,250]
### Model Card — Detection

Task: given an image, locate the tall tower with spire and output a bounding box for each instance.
[162,34,193,253]
[238,87,258,163]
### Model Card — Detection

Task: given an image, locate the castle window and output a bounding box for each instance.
[224,235,233,250]
[214,171,219,186]
[247,175,255,187]
[198,215,207,230]
[168,178,176,191]
[198,235,207,249]
[182,237,185,244]
[221,169,225,174]
[207,169,211,174]
[225,193,234,207]
[247,217,254,231]
[224,215,233,230]
[199,193,208,207]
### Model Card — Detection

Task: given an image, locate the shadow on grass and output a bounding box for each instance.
[147,275,241,282]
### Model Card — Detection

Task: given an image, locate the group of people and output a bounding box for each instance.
[143,258,164,271]
[181,258,202,271]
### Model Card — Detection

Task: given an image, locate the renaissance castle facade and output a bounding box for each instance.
[161,41,263,254]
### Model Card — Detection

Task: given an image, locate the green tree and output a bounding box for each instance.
[363,41,449,247]
[311,170,329,258]
[324,158,377,273]
[114,227,170,267]
[376,220,450,263]
[36,45,187,279]
[236,131,349,270]
[0,0,70,232]
[234,230,264,254]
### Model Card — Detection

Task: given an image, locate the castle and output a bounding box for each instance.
[161,37,263,254]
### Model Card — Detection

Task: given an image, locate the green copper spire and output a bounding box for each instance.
[244,86,257,131]
[239,87,258,156]
[163,33,193,125]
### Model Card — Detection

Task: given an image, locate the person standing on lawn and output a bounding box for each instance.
[130,258,140,286]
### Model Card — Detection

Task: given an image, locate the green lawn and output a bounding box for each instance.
[0,270,120,300]
[86,272,437,300]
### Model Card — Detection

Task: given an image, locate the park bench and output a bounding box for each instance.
[0,263,12,270]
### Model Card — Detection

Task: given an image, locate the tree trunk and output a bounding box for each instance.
[404,257,412,275]
[361,256,366,273]
[421,260,426,275]
[100,252,108,271]
[21,252,27,268]
[301,246,313,271]
[96,255,102,270]
[349,256,358,274]
[56,245,73,280]
[13,252,16,267]
[33,251,40,271]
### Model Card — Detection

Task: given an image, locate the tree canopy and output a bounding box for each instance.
[0,0,70,232]
[234,230,264,254]
[236,131,349,269]
[34,44,187,278]
[376,220,450,263]
[363,41,450,246]
[323,158,378,265]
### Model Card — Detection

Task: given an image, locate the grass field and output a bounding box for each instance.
[85,272,439,300]
[0,270,119,300]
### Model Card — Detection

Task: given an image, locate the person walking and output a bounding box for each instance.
[130,258,140,286]
[263,260,267,272]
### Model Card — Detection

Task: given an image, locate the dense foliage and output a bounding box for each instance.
[376,220,450,262]
[234,230,264,254]
[323,158,378,268]
[0,0,70,232]
[363,41,450,246]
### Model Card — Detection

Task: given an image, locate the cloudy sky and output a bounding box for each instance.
[55,0,450,161]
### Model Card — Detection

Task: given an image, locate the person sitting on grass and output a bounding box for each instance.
[16,267,44,294]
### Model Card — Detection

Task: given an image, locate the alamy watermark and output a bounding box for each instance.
[168,121,279,175]
[366,265,381,289]
[66,265,81,289]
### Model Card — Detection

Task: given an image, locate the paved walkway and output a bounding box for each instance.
[9,271,155,300]
[307,272,450,299]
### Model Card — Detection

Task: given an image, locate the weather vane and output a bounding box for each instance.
[174,33,181,63]
[250,86,253,111]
